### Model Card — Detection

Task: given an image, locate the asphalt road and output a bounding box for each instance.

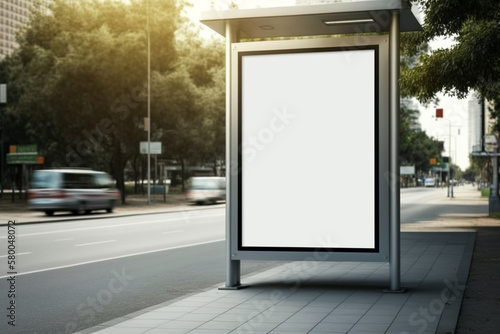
[1,207,226,275]
[401,185,487,223]
[0,206,286,333]
[0,186,486,333]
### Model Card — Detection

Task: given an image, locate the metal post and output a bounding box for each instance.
[147,0,151,205]
[0,104,4,198]
[388,10,404,293]
[490,140,500,213]
[449,121,454,198]
[220,21,244,289]
[0,84,6,198]
[492,154,498,197]
[154,154,157,201]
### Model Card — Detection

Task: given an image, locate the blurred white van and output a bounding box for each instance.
[186,177,226,205]
[28,169,120,216]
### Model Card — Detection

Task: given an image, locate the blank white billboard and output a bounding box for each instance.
[239,47,378,251]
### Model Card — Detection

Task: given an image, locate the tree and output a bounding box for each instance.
[470,154,491,184]
[399,102,444,184]
[148,21,225,189]
[401,0,500,103]
[2,0,185,203]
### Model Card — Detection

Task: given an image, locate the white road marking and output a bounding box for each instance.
[0,213,224,238]
[75,240,116,247]
[162,230,184,234]
[0,239,225,279]
[0,252,32,258]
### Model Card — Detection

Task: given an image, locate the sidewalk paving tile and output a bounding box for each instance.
[82,230,475,334]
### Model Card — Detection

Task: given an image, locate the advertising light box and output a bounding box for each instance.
[230,36,390,261]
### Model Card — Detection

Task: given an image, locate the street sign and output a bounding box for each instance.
[10,144,37,153]
[400,166,415,175]
[436,108,443,118]
[6,154,43,164]
[430,158,437,165]
[7,144,43,164]
[140,141,161,154]
[0,84,6,103]
[485,135,498,153]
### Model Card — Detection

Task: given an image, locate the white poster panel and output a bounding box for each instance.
[240,48,376,250]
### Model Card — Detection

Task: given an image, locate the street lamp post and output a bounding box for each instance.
[435,112,455,198]
[437,133,459,191]
[147,0,151,205]
[447,119,454,198]
[0,84,7,198]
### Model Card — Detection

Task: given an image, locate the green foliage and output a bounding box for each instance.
[469,153,491,183]
[0,0,226,202]
[401,0,500,103]
[463,165,479,182]
[399,102,443,175]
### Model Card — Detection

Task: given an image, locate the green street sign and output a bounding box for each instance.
[12,144,37,153]
[436,162,448,169]
[7,153,39,164]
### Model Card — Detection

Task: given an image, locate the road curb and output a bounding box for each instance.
[0,204,225,226]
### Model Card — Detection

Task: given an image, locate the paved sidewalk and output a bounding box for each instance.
[80,232,473,334]
[73,185,495,334]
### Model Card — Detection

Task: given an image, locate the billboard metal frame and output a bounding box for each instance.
[229,36,389,262]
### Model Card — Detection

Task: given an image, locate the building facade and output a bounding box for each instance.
[468,91,496,153]
[0,0,36,59]
[468,92,483,153]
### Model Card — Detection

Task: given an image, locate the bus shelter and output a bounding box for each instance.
[200,0,421,292]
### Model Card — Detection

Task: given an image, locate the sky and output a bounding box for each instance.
[186,0,295,38]
[188,0,472,171]
[416,87,471,171]
[415,34,471,171]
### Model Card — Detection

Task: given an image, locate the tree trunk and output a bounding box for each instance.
[112,139,127,204]
[180,157,186,192]
[133,154,139,194]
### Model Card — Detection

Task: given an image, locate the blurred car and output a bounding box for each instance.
[27,169,120,216]
[424,178,436,187]
[186,177,226,205]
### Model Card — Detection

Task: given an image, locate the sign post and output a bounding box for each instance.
[140,141,161,202]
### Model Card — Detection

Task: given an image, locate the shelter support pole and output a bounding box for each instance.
[221,22,246,290]
[388,10,405,293]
